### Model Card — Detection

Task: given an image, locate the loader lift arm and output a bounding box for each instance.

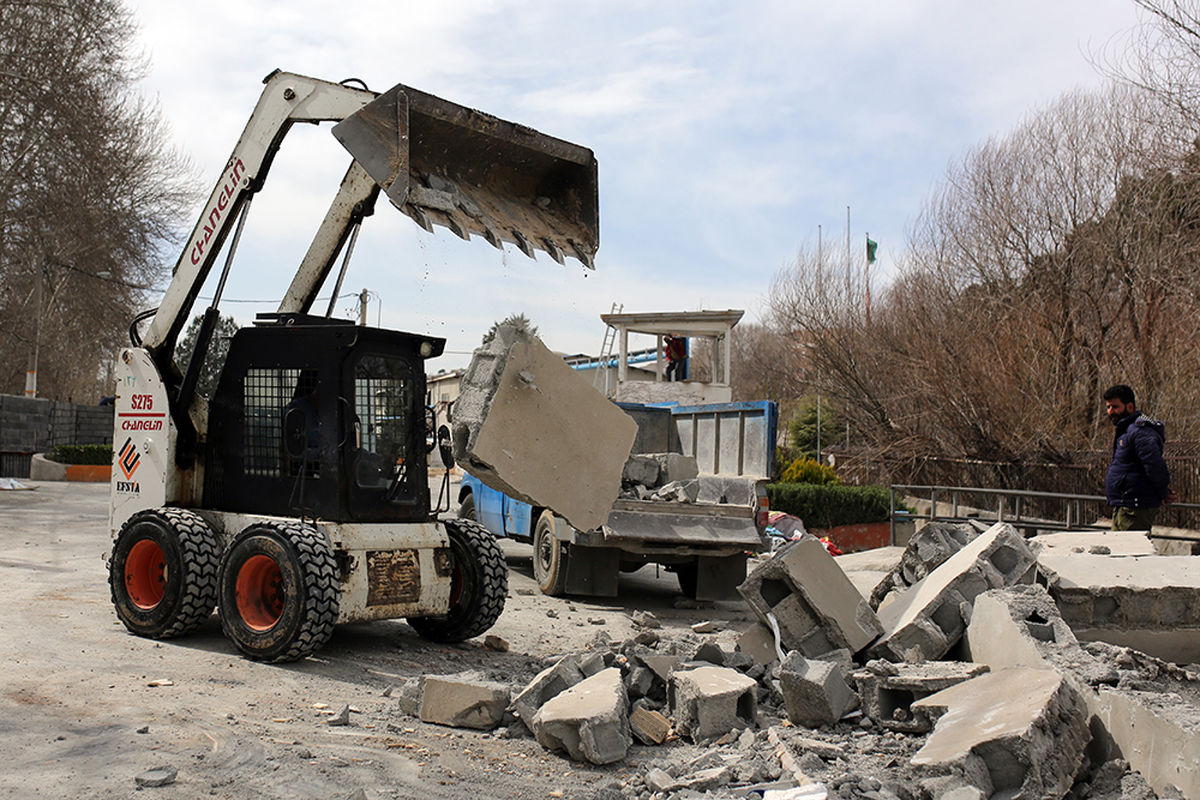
[138,70,598,460]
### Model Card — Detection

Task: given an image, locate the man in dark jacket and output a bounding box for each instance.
[1103,384,1172,531]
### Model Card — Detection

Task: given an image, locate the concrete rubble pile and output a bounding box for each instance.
[389,520,1198,800]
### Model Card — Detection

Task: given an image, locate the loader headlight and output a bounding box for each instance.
[419,341,434,358]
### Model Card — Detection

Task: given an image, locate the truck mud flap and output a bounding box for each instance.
[561,544,620,597]
[333,83,598,268]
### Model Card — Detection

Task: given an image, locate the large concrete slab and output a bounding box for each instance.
[852,660,989,733]
[452,326,637,532]
[1029,530,1157,556]
[966,584,1200,799]
[910,667,1089,800]
[1037,551,1200,663]
[739,536,883,658]
[834,546,904,601]
[870,522,1035,662]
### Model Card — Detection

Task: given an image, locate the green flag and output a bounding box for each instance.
[866,236,878,265]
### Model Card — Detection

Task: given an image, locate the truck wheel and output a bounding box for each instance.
[217,522,339,662]
[409,518,506,642]
[458,492,476,521]
[532,510,569,596]
[674,562,699,599]
[110,508,219,639]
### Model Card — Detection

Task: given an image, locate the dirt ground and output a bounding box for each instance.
[0,480,760,800]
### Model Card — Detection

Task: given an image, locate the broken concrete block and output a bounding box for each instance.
[851,660,989,732]
[669,666,758,742]
[692,641,726,664]
[778,652,854,728]
[640,655,683,684]
[870,522,1035,662]
[511,655,585,724]
[395,677,422,716]
[739,536,883,658]
[631,610,661,629]
[531,667,631,765]
[629,705,672,745]
[452,326,637,532]
[869,521,980,610]
[738,622,782,665]
[1037,551,1200,663]
[645,765,731,794]
[835,545,904,602]
[625,665,654,698]
[578,651,607,677]
[965,584,1200,799]
[652,479,699,503]
[652,452,699,484]
[418,675,510,730]
[910,667,1089,800]
[622,454,660,487]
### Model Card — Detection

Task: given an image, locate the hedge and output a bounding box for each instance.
[49,444,112,465]
[766,483,892,529]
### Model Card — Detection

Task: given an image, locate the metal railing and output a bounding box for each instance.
[890,483,1200,542]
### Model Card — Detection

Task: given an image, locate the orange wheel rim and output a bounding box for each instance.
[126,539,167,610]
[235,554,284,631]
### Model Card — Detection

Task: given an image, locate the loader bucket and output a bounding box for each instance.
[333,83,599,267]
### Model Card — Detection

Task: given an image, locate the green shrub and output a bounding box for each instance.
[766,483,892,529]
[50,444,112,465]
[780,456,840,485]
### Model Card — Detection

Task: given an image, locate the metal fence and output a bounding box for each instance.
[836,449,1200,530]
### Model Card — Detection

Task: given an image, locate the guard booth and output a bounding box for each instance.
[597,309,743,405]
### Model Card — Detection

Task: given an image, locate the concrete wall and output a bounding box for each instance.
[0,393,113,477]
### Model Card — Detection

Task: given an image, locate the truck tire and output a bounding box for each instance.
[409,518,506,642]
[217,522,339,662]
[109,508,219,639]
[532,510,569,596]
[458,492,476,521]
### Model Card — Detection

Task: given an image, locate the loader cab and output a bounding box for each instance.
[204,313,445,522]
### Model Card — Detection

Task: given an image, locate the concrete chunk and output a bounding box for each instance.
[452,326,637,532]
[531,667,631,765]
[511,655,585,723]
[739,536,883,658]
[910,667,1089,800]
[870,522,1035,662]
[852,660,989,732]
[778,653,854,728]
[737,622,781,665]
[418,675,510,730]
[669,666,757,742]
[622,454,660,487]
[966,584,1200,799]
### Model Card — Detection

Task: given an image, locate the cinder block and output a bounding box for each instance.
[451,326,637,532]
[966,585,1200,799]
[851,660,989,732]
[418,675,511,730]
[869,523,1035,662]
[738,536,883,658]
[531,667,631,765]
[778,653,854,728]
[669,666,757,742]
[511,655,585,724]
[910,668,1089,800]
[869,521,980,610]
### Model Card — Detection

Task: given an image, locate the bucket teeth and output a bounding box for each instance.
[570,240,594,269]
[408,206,434,234]
[483,228,503,250]
[512,230,536,260]
[543,239,565,265]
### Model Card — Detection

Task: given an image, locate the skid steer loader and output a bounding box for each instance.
[107,70,598,662]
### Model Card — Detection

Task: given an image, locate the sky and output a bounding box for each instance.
[125,0,1148,370]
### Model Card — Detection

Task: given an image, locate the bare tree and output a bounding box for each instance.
[0,0,196,400]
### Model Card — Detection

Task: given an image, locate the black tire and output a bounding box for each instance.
[217,522,339,663]
[109,508,219,639]
[674,561,699,599]
[532,509,569,596]
[458,492,476,521]
[408,518,506,642]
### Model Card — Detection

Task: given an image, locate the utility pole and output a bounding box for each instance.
[25,258,43,397]
[359,288,369,326]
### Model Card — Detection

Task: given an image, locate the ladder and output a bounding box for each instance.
[594,302,622,395]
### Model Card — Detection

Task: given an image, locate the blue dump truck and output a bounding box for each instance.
[458,401,776,600]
